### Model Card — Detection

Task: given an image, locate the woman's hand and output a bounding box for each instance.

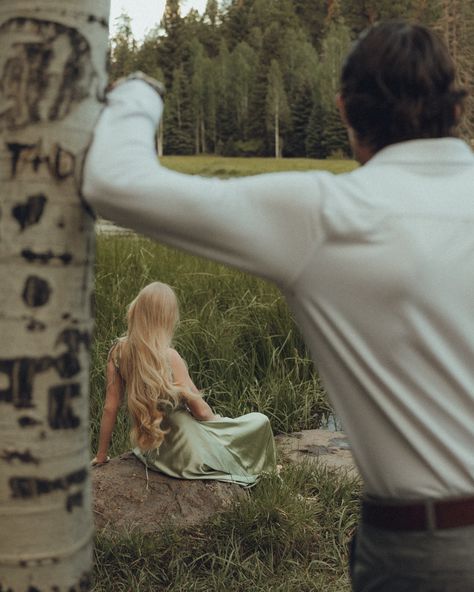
[91,455,110,467]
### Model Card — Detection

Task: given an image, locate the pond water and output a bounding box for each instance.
[318,413,344,432]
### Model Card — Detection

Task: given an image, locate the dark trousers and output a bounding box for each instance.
[349,522,474,592]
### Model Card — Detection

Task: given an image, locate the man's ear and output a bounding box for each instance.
[454,102,463,124]
[336,94,348,125]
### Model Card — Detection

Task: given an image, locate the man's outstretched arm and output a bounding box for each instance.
[83,79,327,287]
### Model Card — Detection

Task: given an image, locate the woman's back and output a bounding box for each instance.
[94,282,276,486]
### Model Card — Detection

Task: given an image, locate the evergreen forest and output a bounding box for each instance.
[109,0,474,158]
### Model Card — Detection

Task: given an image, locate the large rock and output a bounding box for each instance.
[92,452,247,534]
[92,431,358,535]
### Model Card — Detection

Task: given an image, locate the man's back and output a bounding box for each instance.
[285,138,474,499]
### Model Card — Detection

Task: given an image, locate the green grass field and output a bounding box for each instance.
[160,155,358,177]
[92,156,358,591]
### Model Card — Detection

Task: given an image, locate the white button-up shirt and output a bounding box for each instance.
[84,80,474,500]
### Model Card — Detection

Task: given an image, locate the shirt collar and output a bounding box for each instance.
[366,138,474,166]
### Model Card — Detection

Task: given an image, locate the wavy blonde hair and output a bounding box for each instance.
[114,282,192,451]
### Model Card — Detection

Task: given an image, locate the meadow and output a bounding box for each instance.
[92,156,359,591]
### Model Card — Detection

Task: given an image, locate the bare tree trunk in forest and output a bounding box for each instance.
[195,118,200,155]
[0,1,109,590]
[201,118,206,154]
[274,107,280,158]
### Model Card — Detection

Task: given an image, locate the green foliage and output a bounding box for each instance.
[108,1,447,156]
[230,138,264,156]
[321,106,350,158]
[317,21,352,111]
[305,100,326,158]
[284,82,312,157]
[164,66,195,154]
[109,13,137,80]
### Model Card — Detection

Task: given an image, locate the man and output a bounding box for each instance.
[83,21,474,591]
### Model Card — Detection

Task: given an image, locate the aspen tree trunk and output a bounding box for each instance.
[201,118,206,154]
[195,119,200,155]
[0,1,109,590]
[274,107,280,158]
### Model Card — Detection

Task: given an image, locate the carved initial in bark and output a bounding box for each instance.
[0,18,96,131]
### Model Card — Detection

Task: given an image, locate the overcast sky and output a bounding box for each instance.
[109,0,209,40]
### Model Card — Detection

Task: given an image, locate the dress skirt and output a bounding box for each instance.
[133,409,276,487]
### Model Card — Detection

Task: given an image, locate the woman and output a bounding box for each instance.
[92,281,277,487]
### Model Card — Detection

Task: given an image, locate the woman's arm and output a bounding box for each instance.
[82,79,327,288]
[168,348,216,421]
[93,357,123,464]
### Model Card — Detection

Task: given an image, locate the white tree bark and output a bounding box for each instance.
[274,107,280,158]
[0,1,109,590]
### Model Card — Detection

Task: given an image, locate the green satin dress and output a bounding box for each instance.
[133,408,277,487]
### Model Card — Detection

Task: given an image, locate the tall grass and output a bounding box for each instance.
[93,462,360,591]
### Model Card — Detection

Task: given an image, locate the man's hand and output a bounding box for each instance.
[110,71,165,98]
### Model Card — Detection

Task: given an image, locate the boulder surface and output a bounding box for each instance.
[92,452,247,535]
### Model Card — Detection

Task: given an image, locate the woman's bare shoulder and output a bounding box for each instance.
[167,346,180,358]
[167,347,187,370]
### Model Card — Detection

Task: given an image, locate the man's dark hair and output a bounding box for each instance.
[340,21,467,151]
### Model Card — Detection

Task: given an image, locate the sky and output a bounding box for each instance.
[109,0,209,40]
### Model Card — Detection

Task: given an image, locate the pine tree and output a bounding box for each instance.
[109,13,137,81]
[318,20,352,111]
[321,105,350,157]
[248,54,270,154]
[159,0,186,87]
[230,41,258,140]
[134,29,162,80]
[292,0,327,48]
[285,83,314,157]
[202,0,221,56]
[190,39,208,153]
[164,67,194,154]
[306,99,326,158]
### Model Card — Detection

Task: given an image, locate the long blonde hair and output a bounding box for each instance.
[114,282,188,451]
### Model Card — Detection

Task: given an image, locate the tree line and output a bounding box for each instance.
[110,0,474,158]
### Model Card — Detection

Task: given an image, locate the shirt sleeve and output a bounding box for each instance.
[82,79,326,288]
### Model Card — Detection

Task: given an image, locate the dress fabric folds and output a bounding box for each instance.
[133,409,276,487]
